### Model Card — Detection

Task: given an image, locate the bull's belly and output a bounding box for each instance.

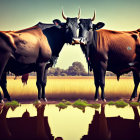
[6,58,36,75]
[107,60,133,75]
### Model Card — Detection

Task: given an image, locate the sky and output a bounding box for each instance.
[0,0,140,70]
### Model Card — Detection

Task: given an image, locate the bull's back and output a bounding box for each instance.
[9,27,51,64]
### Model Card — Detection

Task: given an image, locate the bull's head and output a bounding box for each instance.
[53,9,80,45]
[76,11,105,45]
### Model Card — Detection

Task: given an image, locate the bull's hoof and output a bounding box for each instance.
[129,98,135,102]
[0,100,4,104]
[37,100,41,104]
[102,99,106,102]
[43,98,47,102]
[94,98,98,101]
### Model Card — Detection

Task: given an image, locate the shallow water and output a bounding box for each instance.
[0,104,140,140]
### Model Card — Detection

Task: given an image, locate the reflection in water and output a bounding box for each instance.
[81,104,140,140]
[0,104,140,140]
[0,104,54,140]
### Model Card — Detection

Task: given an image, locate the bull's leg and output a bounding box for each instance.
[41,69,48,101]
[93,69,100,101]
[0,72,11,101]
[36,63,46,101]
[0,51,10,103]
[130,71,140,101]
[99,62,107,102]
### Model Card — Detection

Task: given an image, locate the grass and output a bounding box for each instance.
[5,100,20,106]
[33,100,41,105]
[88,103,100,109]
[1,76,138,100]
[107,100,128,108]
[115,100,128,108]
[56,102,68,109]
[129,102,140,107]
[72,99,88,110]
[108,101,116,105]
[56,99,100,111]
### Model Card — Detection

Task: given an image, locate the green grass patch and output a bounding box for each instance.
[72,99,88,108]
[56,102,68,109]
[88,103,100,109]
[108,101,116,105]
[5,100,20,106]
[115,100,128,108]
[61,99,72,105]
[33,100,41,105]
[129,102,140,107]
[72,99,88,111]
[107,100,128,108]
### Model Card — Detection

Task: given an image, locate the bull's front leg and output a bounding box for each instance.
[0,72,11,102]
[41,68,48,102]
[36,63,47,102]
[0,51,11,103]
[93,69,100,101]
[99,62,107,102]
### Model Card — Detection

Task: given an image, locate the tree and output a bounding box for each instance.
[67,62,87,76]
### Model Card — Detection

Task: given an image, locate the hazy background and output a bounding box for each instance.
[0,0,140,70]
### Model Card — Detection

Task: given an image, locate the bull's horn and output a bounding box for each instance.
[91,11,96,21]
[62,9,67,20]
[77,8,81,19]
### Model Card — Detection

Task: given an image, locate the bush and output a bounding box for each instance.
[108,101,116,105]
[115,100,128,108]
[5,100,20,106]
[56,102,68,109]
[88,103,100,109]
[129,102,140,107]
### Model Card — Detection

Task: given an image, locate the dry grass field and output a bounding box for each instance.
[0,76,139,101]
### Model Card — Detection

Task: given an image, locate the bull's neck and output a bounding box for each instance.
[88,30,97,50]
[42,27,65,57]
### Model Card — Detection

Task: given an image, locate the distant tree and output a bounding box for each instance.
[67,62,87,76]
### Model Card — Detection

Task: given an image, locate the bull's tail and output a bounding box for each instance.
[21,73,29,85]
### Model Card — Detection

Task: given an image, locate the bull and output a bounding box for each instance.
[0,10,80,103]
[74,12,140,102]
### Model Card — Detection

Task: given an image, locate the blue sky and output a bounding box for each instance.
[0,0,140,70]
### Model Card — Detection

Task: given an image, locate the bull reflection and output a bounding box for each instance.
[0,104,54,140]
[81,104,140,140]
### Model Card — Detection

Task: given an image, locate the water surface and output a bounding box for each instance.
[0,104,140,140]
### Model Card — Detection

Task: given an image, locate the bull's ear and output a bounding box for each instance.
[93,22,105,30]
[53,19,62,28]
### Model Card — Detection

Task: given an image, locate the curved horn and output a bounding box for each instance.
[62,9,67,20]
[91,11,96,21]
[77,8,81,19]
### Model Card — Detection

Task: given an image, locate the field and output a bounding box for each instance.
[0,76,140,101]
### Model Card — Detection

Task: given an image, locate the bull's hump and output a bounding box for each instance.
[15,25,39,33]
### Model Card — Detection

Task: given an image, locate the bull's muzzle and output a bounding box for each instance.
[80,37,87,45]
[72,37,87,45]
[72,37,81,45]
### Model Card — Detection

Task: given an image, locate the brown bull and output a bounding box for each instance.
[0,10,80,103]
[0,25,51,103]
[74,12,140,102]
